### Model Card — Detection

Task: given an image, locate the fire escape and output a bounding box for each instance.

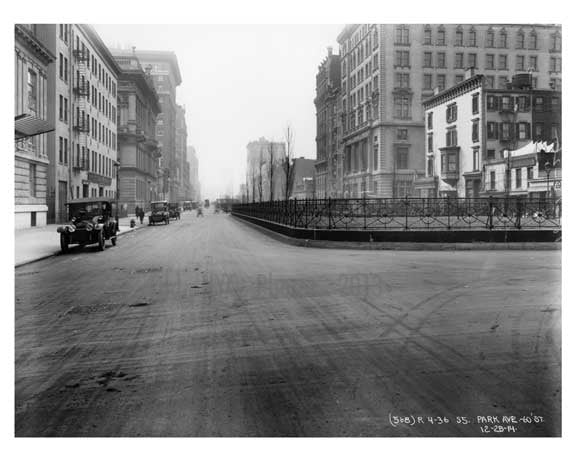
[72,47,90,175]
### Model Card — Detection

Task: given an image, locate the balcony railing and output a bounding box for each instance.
[73,49,89,62]
[73,121,89,133]
[73,82,90,97]
[232,197,561,231]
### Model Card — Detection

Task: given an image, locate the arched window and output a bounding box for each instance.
[423,25,432,45]
[468,27,476,46]
[455,26,463,46]
[499,28,507,48]
[516,29,525,49]
[486,27,495,47]
[528,29,538,49]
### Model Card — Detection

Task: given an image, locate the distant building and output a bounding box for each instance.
[113,50,161,214]
[14,24,55,228]
[314,47,342,198]
[133,50,182,201]
[175,104,188,201]
[187,146,201,201]
[246,137,286,202]
[336,24,562,198]
[290,157,316,199]
[416,71,561,198]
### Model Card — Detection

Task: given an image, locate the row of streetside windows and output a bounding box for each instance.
[75,34,117,97]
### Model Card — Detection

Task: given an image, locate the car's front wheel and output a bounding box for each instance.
[60,233,69,253]
[97,230,105,251]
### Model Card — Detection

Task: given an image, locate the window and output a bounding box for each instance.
[64,138,68,164]
[468,53,477,68]
[501,95,513,110]
[446,128,458,147]
[487,122,498,139]
[427,133,433,153]
[472,93,479,114]
[550,78,561,90]
[64,57,68,82]
[498,76,508,89]
[468,28,477,47]
[427,156,435,176]
[517,122,530,140]
[472,119,479,142]
[395,25,410,45]
[64,97,68,122]
[515,168,522,188]
[373,137,379,170]
[501,122,513,140]
[498,54,508,70]
[551,33,561,52]
[423,74,433,90]
[59,95,63,120]
[455,52,464,68]
[528,31,537,49]
[517,95,530,111]
[455,28,463,46]
[446,103,457,123]
[441,151,458,173]
[397,128,408,140]
[486,29,495,47]
[424,52,433,67]
[499,29,508,48]
[485,54,495,69]
[487,149,496,160]
[424,27,432,45]
[516,55,525,71]
[59,53,64,79]
[550,56,561,72]
[437,74,446,91]
[455,75,464,84]
[394,95,411,119]
[427,112,433,129]
[395,73,410,88]
[396,146,408,169]
[437,52,446,68]
[516,30,526,49]
[485,75,494,89]
[29,164,36,197]
[490,171,496,189]
[535,123,543,138]
[473,148,480,171]
[527,166,534,180]
[395,50,410,67]
[437,28,446,46]
[59,137,63,162]
[529,55,538,71]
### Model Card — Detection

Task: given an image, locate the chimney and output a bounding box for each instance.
[327,46,333,56]
[465,67,475,80]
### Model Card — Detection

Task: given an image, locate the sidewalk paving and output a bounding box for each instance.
[15,214,147,267]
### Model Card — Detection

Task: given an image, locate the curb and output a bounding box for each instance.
[15,225,142,269]
[232,215,562,251]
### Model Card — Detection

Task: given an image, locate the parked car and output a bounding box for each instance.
[57,198,118,253]
[169,203,181,220]
[183,201,193,211]
[149,200,170,225]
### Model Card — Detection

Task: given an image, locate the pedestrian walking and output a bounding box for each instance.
[139,207,145,224]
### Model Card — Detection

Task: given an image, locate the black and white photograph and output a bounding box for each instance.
[6,0,572,457]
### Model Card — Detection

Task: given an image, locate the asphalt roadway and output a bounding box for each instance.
[15,211,561,436]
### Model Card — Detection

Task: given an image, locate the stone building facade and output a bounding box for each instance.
[14,24,55,228]
[113,51,161,214]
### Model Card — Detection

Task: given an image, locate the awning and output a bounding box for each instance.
[15,113,54,140]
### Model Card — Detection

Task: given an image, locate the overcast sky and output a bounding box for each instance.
[93,24,342,199]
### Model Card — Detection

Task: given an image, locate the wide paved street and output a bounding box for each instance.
[15,211,561,436]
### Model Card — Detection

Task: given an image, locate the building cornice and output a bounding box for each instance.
[78,24,122,77]
[424,74,484,110]
[15,25,55,64]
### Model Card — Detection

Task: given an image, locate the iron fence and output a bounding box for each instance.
[232,197,561,231]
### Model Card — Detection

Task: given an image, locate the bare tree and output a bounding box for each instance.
[282,123,295,201]
[257,147,265,202]
[268,139,276,201]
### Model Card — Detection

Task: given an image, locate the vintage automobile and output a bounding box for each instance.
[149,200,170,225]
[183,201,193,211]
[57,198,118,253]
[169,202,181,220]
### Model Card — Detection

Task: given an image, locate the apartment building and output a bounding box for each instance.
[133,50,182,202]
[175,104,188,201]
[187,146,201,202]
[336,24,561,198]
[113,51,161,214]
[35,24,120,223]
[14,24,55,228]
[314,47,342,198]
[416,72,561,199]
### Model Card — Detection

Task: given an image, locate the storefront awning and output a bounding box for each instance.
[15,113,54,140]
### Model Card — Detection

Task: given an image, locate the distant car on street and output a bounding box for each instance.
[204,199,210,208]
[183,201,193,211]
[169,202,181,220]
[149,200,170,225]
[57,198,118,253]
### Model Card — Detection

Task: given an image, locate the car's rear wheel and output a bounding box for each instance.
[98,230,105,251]
[60,234,69,253]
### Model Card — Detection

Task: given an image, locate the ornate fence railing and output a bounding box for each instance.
[232,197,561,231]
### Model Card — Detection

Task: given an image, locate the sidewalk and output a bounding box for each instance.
[15,215,147,267]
